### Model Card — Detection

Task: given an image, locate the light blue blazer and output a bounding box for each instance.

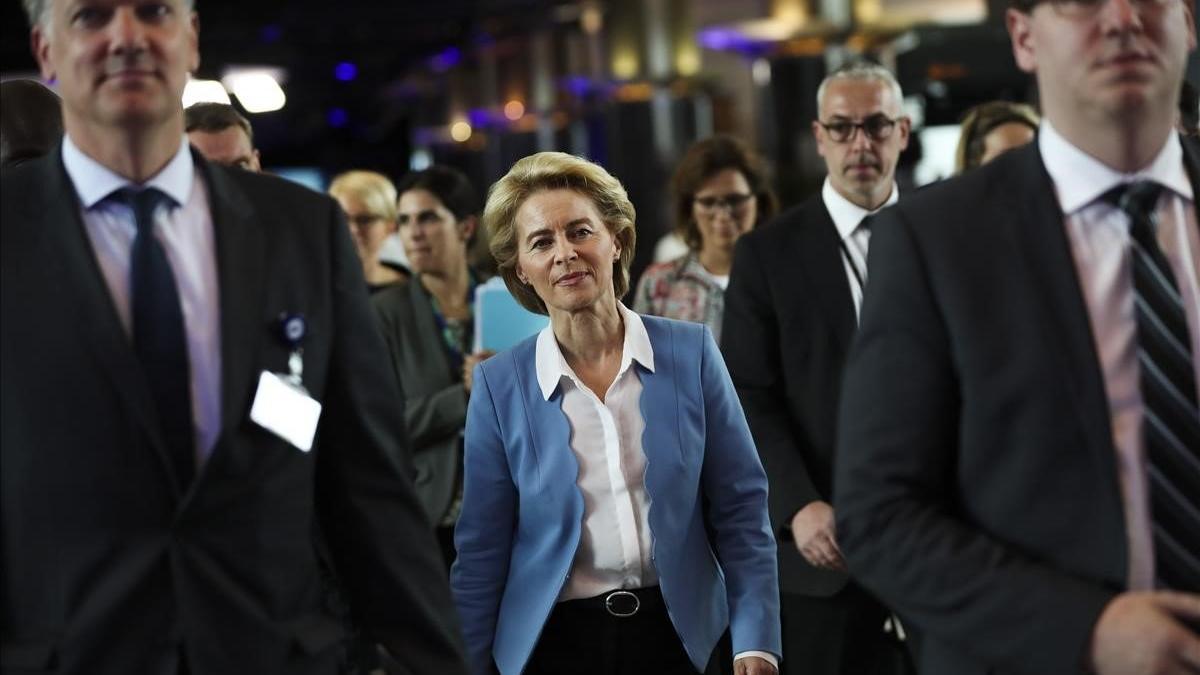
[451,314,781,675]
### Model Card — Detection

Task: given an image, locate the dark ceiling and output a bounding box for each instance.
[1,0,553,176]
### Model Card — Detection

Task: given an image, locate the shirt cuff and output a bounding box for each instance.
[734,650,779,669]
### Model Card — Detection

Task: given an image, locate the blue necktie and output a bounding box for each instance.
[1105,180,1200,591]
[116,187,196,487]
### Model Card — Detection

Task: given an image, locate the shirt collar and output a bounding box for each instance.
[821,177,899,241]
[535,302,655,400]
[1038,119,1192,214]
[62,134,195,209]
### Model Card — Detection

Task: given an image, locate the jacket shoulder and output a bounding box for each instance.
[741,193,827,249]
[885,144,1035,229]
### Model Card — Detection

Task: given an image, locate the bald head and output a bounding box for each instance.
[1,79,63,167]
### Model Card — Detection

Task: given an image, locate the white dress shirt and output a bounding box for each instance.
[62,135,223,465]
[1040,120,1200,590]
[536,303,658,600]
[822,178,900,319]
[535,303,776,668]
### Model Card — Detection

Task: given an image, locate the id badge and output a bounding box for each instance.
[249,371,322,452]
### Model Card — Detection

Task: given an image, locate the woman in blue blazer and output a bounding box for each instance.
[451,151,781,675]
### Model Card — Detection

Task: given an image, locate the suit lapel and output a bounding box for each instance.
[199,159,267,444]
[799,200,856,346]
[637,320,683,511]
[1009,144,1116,460]
[1180,135,1200,230]
[408,277,455,380]
[34,152,184,494]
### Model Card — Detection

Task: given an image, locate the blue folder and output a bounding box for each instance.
[474,277,550,353]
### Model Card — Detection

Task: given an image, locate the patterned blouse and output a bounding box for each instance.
[632,253,728,344]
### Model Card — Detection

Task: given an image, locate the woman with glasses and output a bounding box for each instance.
[632,135,778,344]
[372,165,494,566]
[329,170,410,293]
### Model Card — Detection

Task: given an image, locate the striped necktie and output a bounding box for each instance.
[1105,180,1200,591]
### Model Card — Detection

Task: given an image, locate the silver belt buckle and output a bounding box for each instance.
[604,590,640,618]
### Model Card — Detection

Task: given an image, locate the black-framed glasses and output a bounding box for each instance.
[694,193,754,213]
[1017,0,1171,17]
[818,114,901,143]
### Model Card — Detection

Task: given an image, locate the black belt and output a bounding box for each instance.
[560,586,663,618]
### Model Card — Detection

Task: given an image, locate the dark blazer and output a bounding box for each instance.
[0,150,467,675]
[834,141,1200,675]
[721,194,856,597]
[372,277,468,524]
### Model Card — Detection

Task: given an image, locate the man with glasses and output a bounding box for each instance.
[835,0,1200,673]
[722,61,913,675]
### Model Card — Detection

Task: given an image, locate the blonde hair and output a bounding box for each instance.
[328,170,398,223]
[483,152,637,315]
[955,101,1039,173]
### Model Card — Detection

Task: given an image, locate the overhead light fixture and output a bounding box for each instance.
[504,100,525,121]
[181,78,230,107]
[450,121,473,143]
[222,67,287,113]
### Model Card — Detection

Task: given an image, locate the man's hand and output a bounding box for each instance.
[1089,591,1200,675]
[462,350,496,394]
[790,501,846,572]
[734,655,778,675]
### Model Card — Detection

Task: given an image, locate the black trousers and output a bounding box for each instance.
[524,587,727,675]
[780,583,914,675]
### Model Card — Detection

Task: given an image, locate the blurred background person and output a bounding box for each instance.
[723,61,916,675]
[0,78,62,168]
[954,100,1039,174]
[329,170,410,292]
[453,151,780,675]
[184,102,261,171]
[633,135,778,344]
[373,165,492,567]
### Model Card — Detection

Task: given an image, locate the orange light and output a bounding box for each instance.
[504,100,525,120]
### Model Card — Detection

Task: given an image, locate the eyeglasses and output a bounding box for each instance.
[694,193,754,213]
[818,114,901,143]
[1020,0,1171,18]
[346,214,386,230]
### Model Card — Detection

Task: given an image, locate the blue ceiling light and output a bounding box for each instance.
[260,24,283,44]
[327,108,349,128]
[334,62,358,82]
[430,47,462,72]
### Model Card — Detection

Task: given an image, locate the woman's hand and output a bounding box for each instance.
[462,350,497,394]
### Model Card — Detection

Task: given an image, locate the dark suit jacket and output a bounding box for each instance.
[372,277,469,524]
[834,141,1200,675]
[722,194,856,597]
[0,150,467,675]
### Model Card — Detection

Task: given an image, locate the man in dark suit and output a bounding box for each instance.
[0,1,467,673]
[721,62,913,675]
[835,1,1200,674]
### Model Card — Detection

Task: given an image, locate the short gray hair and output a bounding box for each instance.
[22,0,47,26]
[23,0,196,27]
[816,61,905,115]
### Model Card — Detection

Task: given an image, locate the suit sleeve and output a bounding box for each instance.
[698,327,783,662]
[722,235,823,532]
[450,363,517,675]
[371,296,469,450]
[313,199,468,673]
[833,207,1114,674]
